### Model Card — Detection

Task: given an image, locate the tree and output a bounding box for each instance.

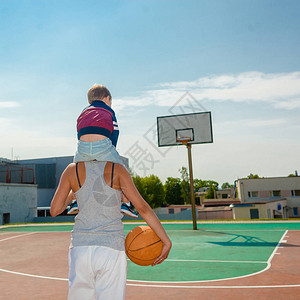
[164,177,184,205]
[205,182,218,199]
[142,175,165,208]
[132,174,147,199]
[179,167,190,204]
[194,179,206,191]
[221,182,233,189]
[246,174,260,179]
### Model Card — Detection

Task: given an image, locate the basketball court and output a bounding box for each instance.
[1,221,300,299]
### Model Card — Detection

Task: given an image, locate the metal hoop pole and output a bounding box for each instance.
[186,143,197,230]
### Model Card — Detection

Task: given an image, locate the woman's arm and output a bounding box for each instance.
[50,165,73,217]
[117,165,172,266]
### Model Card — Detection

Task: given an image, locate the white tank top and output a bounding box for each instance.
[71,161,125,251]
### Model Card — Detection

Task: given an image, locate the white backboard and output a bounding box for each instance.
[157,112,213,147]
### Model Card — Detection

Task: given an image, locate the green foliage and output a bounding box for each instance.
[288,174,296,177]
[194,179,219,192]
[132,174,165,208]
[205,182,218,199]
[143,175,166,209]
[179,167,190,204]
[164,177,184,205]
[132,174,147,199]
[246,174,260,179]
[132,167,223,206]
[194,179,206,191]
[221,182,233,189]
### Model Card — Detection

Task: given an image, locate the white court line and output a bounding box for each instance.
[0,231,68,281]
[127,258,266,264]
[0,232,36,242]
[0,268,68,281]
[0,223,74,229]
[165,259,266,264]
[0,228,297,289]
[126,283,300,289]
[167,229,286,232]
[127,230,289,284]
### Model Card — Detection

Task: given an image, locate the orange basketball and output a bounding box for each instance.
[125,226,163,266]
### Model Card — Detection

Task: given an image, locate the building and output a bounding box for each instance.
[233,176,300,219]
[0,161,38,225]
[0,155,129,221]
[197,188,240,220]
[19,155,128,216]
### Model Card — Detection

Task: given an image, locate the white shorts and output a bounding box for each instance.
[68,246,127,300]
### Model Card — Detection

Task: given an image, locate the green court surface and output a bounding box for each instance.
[1,222,300,282]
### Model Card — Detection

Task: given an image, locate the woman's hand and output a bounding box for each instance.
[152,240,172,266]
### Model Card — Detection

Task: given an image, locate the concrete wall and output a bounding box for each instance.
[0,183,37,225]
[37,189,55,207]
[232,200,288,220]
[198,209,233,220]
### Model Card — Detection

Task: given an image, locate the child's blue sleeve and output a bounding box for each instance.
[111,113,119,147]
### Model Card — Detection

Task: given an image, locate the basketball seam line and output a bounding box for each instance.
[128,240,162,252]
[127,228,148,250]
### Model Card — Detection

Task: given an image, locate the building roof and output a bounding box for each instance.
[237,176,299,181]
[198,206,232,211]
[203,198,240,206]
[230,198,287,207]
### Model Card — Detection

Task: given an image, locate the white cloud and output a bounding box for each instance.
[274,98,300,110]
[0,101,20,108]
[245,119,287,127]
[217,118,287,128]
[114,72,300,111]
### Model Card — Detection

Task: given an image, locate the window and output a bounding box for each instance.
[169,209,174,214]
[3,213,10,224]
[292,190,300,197]
[38,209,51,217]
[250,209,259,219]
[221,194,228,199]
[293,207,299,216]
[271,190,281,197]
[248,191,258,198]
[38,210,46,217]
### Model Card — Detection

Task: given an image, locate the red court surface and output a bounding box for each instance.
[0,228,300,299]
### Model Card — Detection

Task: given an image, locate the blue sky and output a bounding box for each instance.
[0,0,300,185]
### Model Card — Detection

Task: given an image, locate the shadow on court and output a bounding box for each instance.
[208,241,300,247]
[203,230,300,247]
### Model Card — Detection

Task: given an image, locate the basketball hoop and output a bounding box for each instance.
[176,137,192,145]
[157,112,214,231]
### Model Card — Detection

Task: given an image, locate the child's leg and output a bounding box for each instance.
[74,140,95,163]
[67,191,78,215]
[120,193,138,218]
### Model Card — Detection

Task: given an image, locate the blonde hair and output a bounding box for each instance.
[87,84,112,104]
